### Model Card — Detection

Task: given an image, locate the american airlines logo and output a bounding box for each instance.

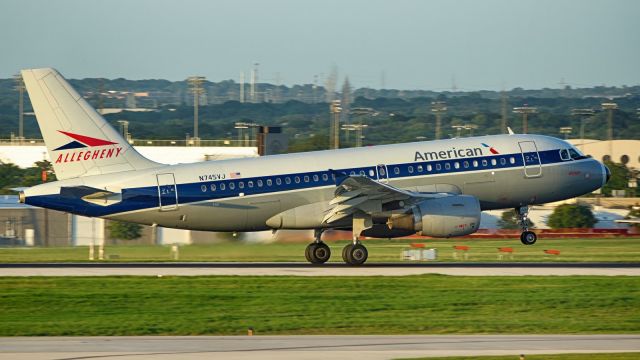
[53,130,123,164]
[414,143,499,162]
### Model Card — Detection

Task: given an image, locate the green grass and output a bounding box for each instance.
[396,354,640,360]
[1,276,638,336]
[1,238,640,263]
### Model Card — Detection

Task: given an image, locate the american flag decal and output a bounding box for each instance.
[229,172,241,179]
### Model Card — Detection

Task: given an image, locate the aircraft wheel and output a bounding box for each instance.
[305,243,315,263]
[306,242,330,264]
[520,231,537,245]
[344,243,368,265]
[342,243,354,263]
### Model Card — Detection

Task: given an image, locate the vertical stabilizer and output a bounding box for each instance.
[21,68,161,179]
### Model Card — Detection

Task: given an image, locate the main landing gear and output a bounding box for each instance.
[304,229,370,265]
[305,229,331,264]
[516,206,537,245]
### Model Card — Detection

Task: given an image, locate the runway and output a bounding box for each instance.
[1,262,639,276]
[1,335,639,360]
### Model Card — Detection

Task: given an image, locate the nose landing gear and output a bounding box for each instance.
[516,206,537,245]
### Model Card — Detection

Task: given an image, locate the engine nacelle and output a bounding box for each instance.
[389,195,481,237]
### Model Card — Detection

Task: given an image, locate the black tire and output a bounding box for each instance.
[346,243,368,265]
[520,231,537,245]
[312,242,331,264]
[305,243,317,263]
[342,243,354,263]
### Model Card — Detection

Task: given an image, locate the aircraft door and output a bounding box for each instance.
[157,173,178,211]
[376,164,389,183]
[518,141,542,178]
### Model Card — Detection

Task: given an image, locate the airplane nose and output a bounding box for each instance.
[604,165,611,184]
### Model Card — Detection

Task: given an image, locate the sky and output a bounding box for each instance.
[1,0,638,90]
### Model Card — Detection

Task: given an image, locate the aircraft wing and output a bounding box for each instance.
[322,174,450,224]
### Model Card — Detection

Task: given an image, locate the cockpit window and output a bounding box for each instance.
[560,149,571,161]
[568,148,587,160]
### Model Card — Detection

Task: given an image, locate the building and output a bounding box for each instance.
[568,139,640,169]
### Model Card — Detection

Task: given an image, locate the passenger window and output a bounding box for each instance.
[304,175,309,182]
[257,180,263,187]
[285,177,291,184]
[313,174,319,182]
[220,183,226,191]
[358,170,365,176]
[463,161,469,168]
[369,169,375,177]
[248,181,254,188]
[276,178,282,185]
[229,182,235,190]
[350,171,356,176]
[473,160,479,167]
[394,167,400,175]
[239,182,244,189]
[322,174,329,181]
[417,165,423,172]
[491,159,497,166]
[427,164,432,171]
[482,159,488,166]
[408,166,414,174]
[211,184,216,191]
[510,157,516,164]
[500,158,506,165]
[436,164,441,171]
[445,163,451,170]
[295,176,300,184]
[201,185,207,192]
[454,162,460,169]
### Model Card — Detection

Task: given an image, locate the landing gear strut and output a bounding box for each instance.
[305,229,331,264]
[342,213,370,265]
[516,206,537,245]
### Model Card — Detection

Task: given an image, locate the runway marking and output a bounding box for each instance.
[0,262,638,276]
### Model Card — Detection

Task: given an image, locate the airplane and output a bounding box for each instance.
[18,68,610,265]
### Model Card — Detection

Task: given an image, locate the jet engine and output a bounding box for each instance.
[388,195,481,237]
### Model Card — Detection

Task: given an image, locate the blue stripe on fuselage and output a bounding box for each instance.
[26,149,569,217]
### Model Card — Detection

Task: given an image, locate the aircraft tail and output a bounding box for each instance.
[21,68,161,180]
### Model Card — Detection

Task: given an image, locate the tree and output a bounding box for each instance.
[547,204,597,229]
[108,221,142,241]
[601,161,630,197]
[497,210,534,229]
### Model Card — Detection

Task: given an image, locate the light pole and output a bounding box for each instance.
[513,105,537,134]
[234,122,260,147]
[559,126,572,139]
[451,124,477,138]
[330,100,342,149]
[188,76,206,145]
[14,74,24,143]
[571,108,595,152]
[601,102,618,157]
[431,101,447,140]
[341,124,369,147]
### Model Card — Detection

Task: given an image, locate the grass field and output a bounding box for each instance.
[397,354,640,360]
[1,275,638,336]
[1,238,640,263]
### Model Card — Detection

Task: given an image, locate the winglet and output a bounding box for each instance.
[507,127,515,135]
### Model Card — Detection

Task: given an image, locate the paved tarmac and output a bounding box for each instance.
[1,335,639,360]
[0,262,639,276]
